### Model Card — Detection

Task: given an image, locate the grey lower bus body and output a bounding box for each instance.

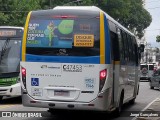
[22,88,112,111]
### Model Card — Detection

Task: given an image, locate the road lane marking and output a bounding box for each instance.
[131,98,159,120]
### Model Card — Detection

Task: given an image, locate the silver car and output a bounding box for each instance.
[150,69,160,90]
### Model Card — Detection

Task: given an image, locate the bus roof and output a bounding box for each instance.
[54,6,100,12]
[0,26,24,30]
[54,6,135,37]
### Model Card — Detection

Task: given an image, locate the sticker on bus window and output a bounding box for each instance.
[74,34,94,47]
[27,20,73,48]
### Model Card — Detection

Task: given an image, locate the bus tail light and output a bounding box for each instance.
[21,67,26,89]
[99,69,107,92]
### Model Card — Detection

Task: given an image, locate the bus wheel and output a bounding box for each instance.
[113,92,124,117]
[0,96,3,103]
[48,108,65,116]
[129,98,135,105]
[150,86,154,89]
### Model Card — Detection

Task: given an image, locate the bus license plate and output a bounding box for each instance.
[54,90,70,97]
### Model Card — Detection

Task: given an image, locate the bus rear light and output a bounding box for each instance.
[99,69,107,92]
[100,69,107,80]
[21,67,26,89]
[22,67,26,76]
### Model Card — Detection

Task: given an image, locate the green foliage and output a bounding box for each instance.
[100,0,152,39]
[0,0,152,39]
[9,0,41,26]
[0,0,41,26]
[0,13,9,25]
[156,35,160,43]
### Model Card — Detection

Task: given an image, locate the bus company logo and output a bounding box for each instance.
[41,65,47,69]
[31,78,39,86]
[47,66,61,69]
[57,49,68,56]
[63,65,82,72]
[41,65,60,69]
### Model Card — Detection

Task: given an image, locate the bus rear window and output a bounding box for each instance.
[26,14,100,56]
[149,65,154,70]
[140,65,148,70]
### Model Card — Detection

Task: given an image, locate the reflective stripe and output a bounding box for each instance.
[22,11,32,61]
[100,12,105,64]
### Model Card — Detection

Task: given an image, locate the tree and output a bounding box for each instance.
[0,0,11,25]
[9,0,41,26]
[0,0,152,37]
[156,35,160,43]
[0,0,41,26]
[99,0,152,39]
[0,13,9,25]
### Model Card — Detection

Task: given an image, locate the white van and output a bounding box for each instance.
[140,63,154,81]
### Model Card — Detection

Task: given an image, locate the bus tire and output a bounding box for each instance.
[150,86,154,89]
[137,85,139,95]
[0,96,3,103]
[48,108,57,115]
[48,108,65,116]
[129,98,135,105]
[113,91,124,117]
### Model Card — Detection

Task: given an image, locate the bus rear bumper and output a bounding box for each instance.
[22,89,112,112]
[0,83,21,97]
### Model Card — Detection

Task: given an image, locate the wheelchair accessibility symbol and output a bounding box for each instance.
[31,78,39,86]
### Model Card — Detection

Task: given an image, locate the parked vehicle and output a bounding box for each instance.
[0,26,23,101]
[140,63,154,81]
[150,69,160,90]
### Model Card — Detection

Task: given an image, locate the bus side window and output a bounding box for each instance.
[133,38,139,66]
[127,35,134,64]
[122,31,129,62]
[110,31,120,61]
[120,30,127,64]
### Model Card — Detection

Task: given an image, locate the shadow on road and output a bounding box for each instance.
[37,102,136,120]
[0,97,137,120]
[0,96,22,104]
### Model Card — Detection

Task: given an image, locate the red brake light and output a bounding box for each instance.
[99,69,107,92]
[100,69,107,80]
[61,16,68,18]
[21,67,26,89]
[22,67,26,76]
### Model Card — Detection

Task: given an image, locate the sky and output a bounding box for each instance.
[144,0,160,47]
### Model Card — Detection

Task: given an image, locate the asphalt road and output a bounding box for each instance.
[0,81,159,120]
